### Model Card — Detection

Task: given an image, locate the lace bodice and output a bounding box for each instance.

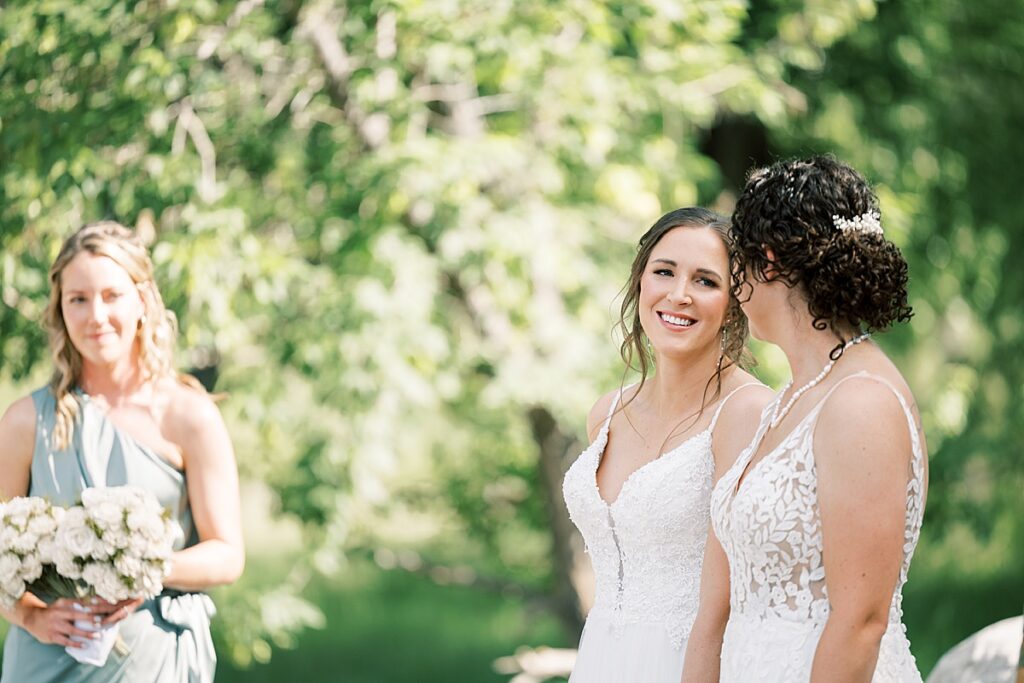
[711,372,926,628]
[563,385,755,648]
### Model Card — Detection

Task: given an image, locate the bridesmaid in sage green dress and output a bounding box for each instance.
[0,222,244,682]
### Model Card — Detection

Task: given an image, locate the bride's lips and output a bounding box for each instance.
[657,311,698,330]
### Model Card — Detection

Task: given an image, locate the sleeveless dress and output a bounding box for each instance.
[711,372,925,682]
[562,384,760,682]
[1,387,217,683]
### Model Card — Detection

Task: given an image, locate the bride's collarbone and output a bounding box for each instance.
[605,414,707,464]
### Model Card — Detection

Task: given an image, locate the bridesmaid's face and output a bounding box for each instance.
[638,226,730,360]
[60,252,146,368]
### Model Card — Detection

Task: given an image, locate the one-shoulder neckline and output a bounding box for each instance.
[74,389,186,478]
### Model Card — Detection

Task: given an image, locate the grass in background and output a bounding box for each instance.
[903,568,1023,674]
[0,558,1019,679]
[215,560,569,683]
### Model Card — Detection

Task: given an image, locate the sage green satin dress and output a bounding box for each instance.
[1,387,218,682]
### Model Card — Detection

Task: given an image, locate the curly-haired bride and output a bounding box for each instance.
[684,156,927,682]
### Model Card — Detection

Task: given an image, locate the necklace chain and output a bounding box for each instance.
[768,333,871,428]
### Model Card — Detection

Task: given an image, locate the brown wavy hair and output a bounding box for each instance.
[44,221,188,449]
[731,156,913,359]
[617,207,752,425]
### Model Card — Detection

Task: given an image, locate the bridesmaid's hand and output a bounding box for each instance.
[21,598,98,648]
[93,597,145,626]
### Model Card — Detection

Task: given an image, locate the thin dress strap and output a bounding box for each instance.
[809,371,923,462]
[808,371,926,513]
[708,382,765,433]
[597,386,627,438]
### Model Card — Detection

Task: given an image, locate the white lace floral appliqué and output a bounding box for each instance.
[711,372,926,682]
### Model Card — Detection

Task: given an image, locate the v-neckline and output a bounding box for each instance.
[730,397,821,497]
[593,424,712,508]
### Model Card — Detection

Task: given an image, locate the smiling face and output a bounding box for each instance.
[638,225,731,360]
[59,252,146,368]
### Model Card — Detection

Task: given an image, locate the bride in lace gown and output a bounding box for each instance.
[562,208,772,682]
[685,157,927,682]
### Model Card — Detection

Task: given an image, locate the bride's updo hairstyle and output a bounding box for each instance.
[731,155,913,356]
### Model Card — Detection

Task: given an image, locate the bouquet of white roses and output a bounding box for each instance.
[0,487,179,666]
[53,486,178,603]
[48,486,180,666]
[0,497,63,609]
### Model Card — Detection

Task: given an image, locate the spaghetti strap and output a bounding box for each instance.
[808,371,926,516]
[708,382,765,433]
[598,386,628,437]
[810,371,922,459]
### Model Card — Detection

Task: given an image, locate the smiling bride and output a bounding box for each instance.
[561,208,772,682]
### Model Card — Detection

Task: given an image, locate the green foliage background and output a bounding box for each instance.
[1,0,1021,678]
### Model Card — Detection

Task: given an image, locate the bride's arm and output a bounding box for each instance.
[810,380,913,683]
[681,530,730,682]
[682,383,772,681]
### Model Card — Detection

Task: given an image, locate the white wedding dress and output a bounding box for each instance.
[711,372,926,682]
[563,384,759,682]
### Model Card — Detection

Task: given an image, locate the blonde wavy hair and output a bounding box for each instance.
[44,221,185,449]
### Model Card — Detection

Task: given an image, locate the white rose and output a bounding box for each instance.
[0,553,21,583]
[11,531,39,555]
[122,534,145,560]
[53,546,83,580]
[27,513,57,537]
[0,526,17,549]
[82,563,126,603]
[114,553,143,579]
[58,508,100,559]
[37,537,58,565]
[126,510,166,541]
[101,527,129,557]
[138,563,165,597]
[0,579,25,607]
[80,488,106,507]
[6,511,28,532]
[19,555,42,583]
[88,501,124,533]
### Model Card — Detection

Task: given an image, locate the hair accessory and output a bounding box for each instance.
[832,210,883,236]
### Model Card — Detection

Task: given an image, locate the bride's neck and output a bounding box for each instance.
[773,309,859,387]
[642,345,721,418]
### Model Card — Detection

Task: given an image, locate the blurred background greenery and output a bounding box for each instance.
[1,0,1021,680]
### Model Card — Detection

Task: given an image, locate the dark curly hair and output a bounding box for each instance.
[617,207,752,423]
[731,155,912,358]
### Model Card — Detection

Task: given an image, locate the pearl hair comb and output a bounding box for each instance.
[832,210,883,236]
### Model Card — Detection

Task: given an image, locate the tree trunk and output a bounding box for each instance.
[528,405,591,640]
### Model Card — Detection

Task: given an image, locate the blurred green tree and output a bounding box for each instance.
[1,0,1019,672]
